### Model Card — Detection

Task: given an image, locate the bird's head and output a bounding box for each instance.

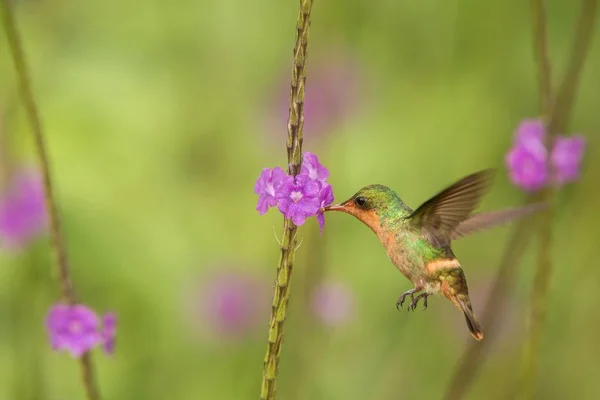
[323,184,406,232]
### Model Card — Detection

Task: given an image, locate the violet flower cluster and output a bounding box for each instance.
[45,304,117,358]
[265,52,361,144]
[0,169,47,249]
[186,266,270,341]
[311,281,354,327]
[505,119,586,191]
[254,152,334,233]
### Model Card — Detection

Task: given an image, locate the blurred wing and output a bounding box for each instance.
[408,169,495,247]
[451,203,547,240]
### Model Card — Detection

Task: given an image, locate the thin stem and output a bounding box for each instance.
[445,0,597,397]
[547,0,597,136]
[260,1,314,399]
[524,0,597,397]
[532,0,553,117]
[523,1,554,397]
[292,230,327,400]
[443,200,541,400]
[0,93,18,189]
[0,2,100,400]
[0,101,9,189]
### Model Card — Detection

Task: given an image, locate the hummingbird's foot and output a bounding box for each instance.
[396,288,419,311]
[408,293,429,311]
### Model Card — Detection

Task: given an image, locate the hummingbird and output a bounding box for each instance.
[323,169,544,341]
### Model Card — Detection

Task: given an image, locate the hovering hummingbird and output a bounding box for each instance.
[323,169,544,341]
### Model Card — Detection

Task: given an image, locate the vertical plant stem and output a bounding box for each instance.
[0,2,101,400]
[531,0,553,117]
[522,1,554,397]
[443,206,540,400]
[0,94,18,189]
[523,0,597,397]
[0,101,9,189]
[295,231,327,400]
[260,1,314,399]
[445,1,596,397]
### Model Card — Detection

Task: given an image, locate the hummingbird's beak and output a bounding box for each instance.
[322,203,346,212]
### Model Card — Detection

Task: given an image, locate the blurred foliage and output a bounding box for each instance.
[1,0,599,399]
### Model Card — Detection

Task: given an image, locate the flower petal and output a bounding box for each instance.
[316,212,325,235]
[277,197,292,216]
[303,180,321,199]
[505,146,548,191]
[301,152,330,182]
[256,196,269,215]
[319,183,334,207]
[292,212,307,226]
[101,313,117,354]
[270,167,287,186]
[298,198,321,217]
[551,135,586,185]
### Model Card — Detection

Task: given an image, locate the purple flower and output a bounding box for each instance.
[45,304,102,358]
[311,281,354,326]
[515,119,545,149]
[254,151,335,232]
[505,120,548,191]
[505,146,548,191]
[316,183,334,234]
[301,152,330,183]
[254,167,286,215]
[100,313,117,354]
[264,51,362,145]
[551,135,586,185]
[189,267,270,340]
[276,174,321,226]
[0,169,47,249]
[505,118,587,191]
[302,58,359,138]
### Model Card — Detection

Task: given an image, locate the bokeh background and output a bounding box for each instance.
[1,0,599,399]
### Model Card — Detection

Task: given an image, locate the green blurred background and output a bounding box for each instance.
[1,0,599,399]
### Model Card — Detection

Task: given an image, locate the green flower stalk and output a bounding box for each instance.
[524,0,597,397]
[531,0,553,118]
[445,1,596,399]
[260,1,314,399]
[0,2,101,399]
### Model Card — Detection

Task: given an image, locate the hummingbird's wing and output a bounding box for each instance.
[407,169,495,247]
[450,203,547,240]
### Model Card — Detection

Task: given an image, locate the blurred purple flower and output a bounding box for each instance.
[551,135,586,185]
[190,267,270,340]
[505,146,548,191]
[254,167,287,215]
[45,304,102,358]
[515,119,546,148]
[505,119,586,191]
[311,281,354,326]
[505,120,548,191]
[277,174,321,226]
[301,152,329,183]
[316,183,334,234]
[265,52,362,144]
[0,169,47,249]
[100,313,117,354]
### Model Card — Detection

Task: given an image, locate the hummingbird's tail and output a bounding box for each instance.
[437,264,484,341]
[456,296,484,341]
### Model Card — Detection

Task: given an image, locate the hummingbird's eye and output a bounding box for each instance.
[354,196,367,208]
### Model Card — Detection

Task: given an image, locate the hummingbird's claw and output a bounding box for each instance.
[395,297,403,311]
[407,293,429,311]
[396,288,419,311]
